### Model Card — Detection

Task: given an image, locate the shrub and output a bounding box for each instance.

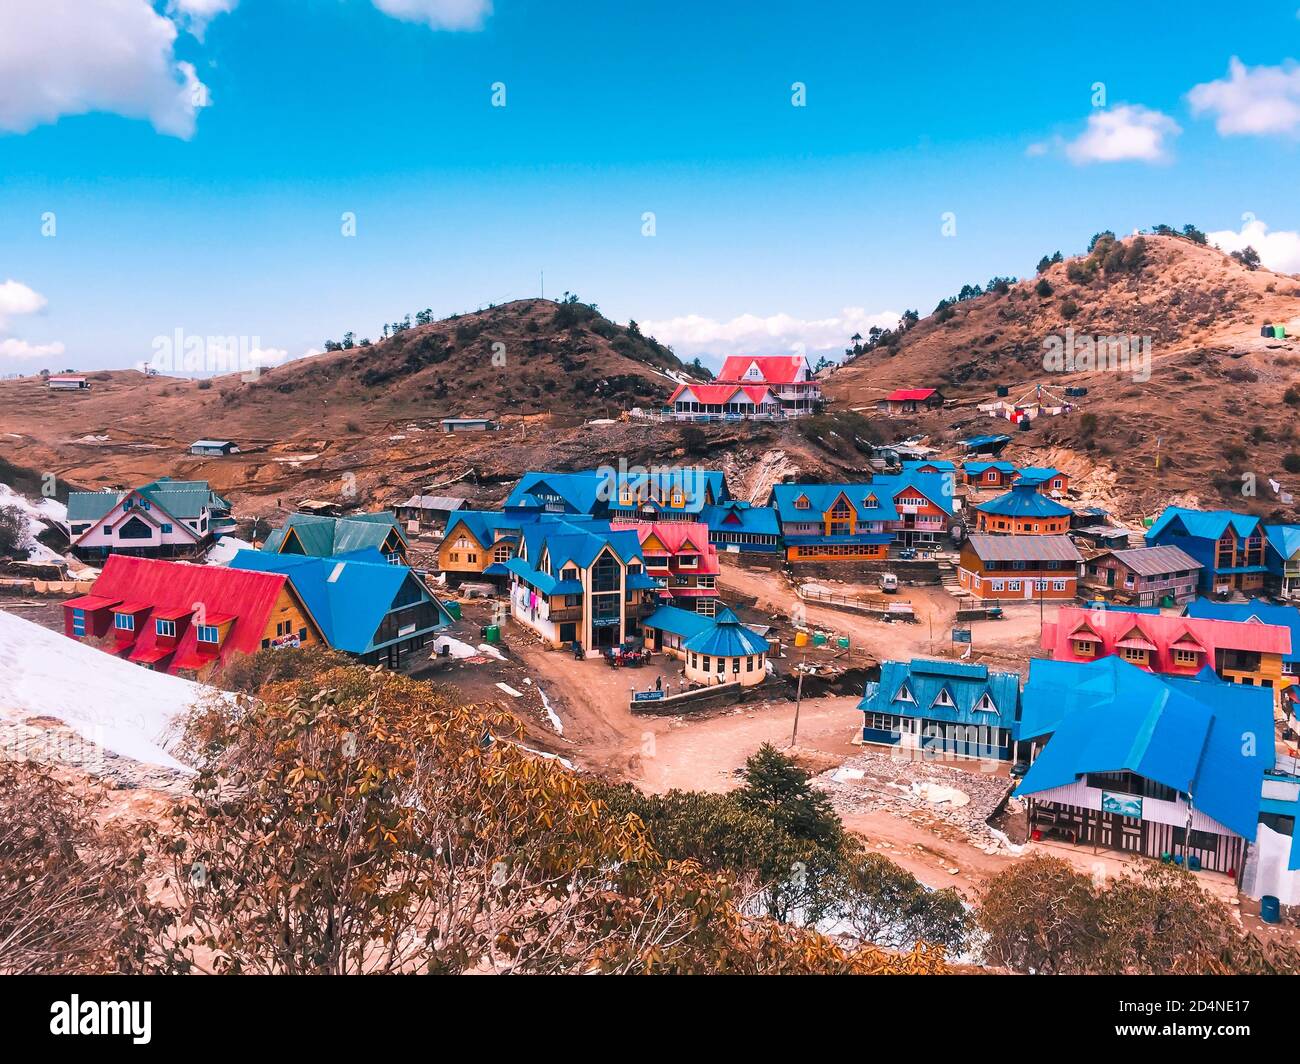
[1284,453,1300,474]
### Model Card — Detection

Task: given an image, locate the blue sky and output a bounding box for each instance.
[2,0,1300,372]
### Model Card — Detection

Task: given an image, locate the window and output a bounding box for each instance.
[715,657,724,673]
[155,619,176,638]
[1121,646,1148,663]
[1074,639,1097,657]
[114,612,135,631]
[197,625,220,644]
[1008,580,1021,592]
[160,523,173,534]
[893,683,915,704]
[1052,579,1067,591]
[932,687,955,708]
[1172,648,1199,666]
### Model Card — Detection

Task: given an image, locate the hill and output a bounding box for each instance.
[823,232,1300,520]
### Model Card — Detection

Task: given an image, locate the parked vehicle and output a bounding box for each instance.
[878,572,899,593]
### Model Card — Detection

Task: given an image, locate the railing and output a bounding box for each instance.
[548,606,583,622]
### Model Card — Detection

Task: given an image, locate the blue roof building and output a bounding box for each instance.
[643,604,770,687]
[1264,524,1300,599]
[230,547,454,667]
[1145,506,1267,597]
[700,500,782,554]
[503,516,660,651]
[859,658,1020,760]
[1017,655,1274,878]
[975,482,1071,535]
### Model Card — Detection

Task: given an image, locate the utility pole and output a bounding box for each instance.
[790,653,806,748]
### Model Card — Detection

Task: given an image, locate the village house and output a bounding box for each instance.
[1145,506,1267,597]
[395,494,468,532]
[700,499,782,555]
[974,482,1071,535]
[188,439,239,457]
[770,482,895,562]
[439,511,525,585]
[67,478,235,560]
[262,511,408,563]
[231,548,454,668]
[1042,605,1291,710]
[505,467,733,527]
[641,604,770,686]
[675,355,823,419]
[1079,545,1203,606]
[503,518,661,651]
[440,417,498,433]
[1265,524,1300,600]
[963,461,1018,489]
[859,659,1020,761]
[770,473,955,561]
[877,388,944,416]
[1016,656,1273,880]
[1014,466,1070,495]
[957,534,1081,600]
[47,375,90,391]
[901,458,957,477]
[62,555,324,678]
[610,520,720,615]
[1184,598,1300,707]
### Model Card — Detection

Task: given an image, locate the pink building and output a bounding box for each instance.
[1041,605,1292,705]
[610,520,721,615]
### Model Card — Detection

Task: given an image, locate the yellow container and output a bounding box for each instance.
[794,631,809,647]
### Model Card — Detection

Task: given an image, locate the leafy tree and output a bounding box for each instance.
[1088,230,1116,253]
[826,852,970,953]
[1232,246,1262,271]
[1182,223,1208,245]
[1035,278,1053,297]
[980,855,1300,974]
[0,504,28,558]
[734,744,842,854]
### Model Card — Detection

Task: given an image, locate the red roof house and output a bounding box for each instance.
[63,555,324,678]
[878,388,945,415]
[671,355,821,418]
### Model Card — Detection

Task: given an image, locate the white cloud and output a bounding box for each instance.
[1189,57,1300,137]
[1062,104,1181,164]
[1209,217,1300,274]
[0,338,65,360]
[369,0,494,31]
[639,307,903,362]
[0,0,210,138]
[167,0,239,38]
[0,280,48,330]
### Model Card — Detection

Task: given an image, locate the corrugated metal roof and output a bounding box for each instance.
[976,483,1071,519]
[681,607,769,657]
[1101,544,1202,577]
[1147,506,1261,542]
[1016,656,1273,839]
[860,657,1020,728]
[965,534,1081,562]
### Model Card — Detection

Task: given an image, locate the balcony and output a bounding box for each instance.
[548,606,583,622]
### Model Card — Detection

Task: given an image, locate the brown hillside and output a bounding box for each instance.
[826,234,1300,520]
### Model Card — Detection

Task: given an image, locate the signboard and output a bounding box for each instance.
[633,690,666,702]
[270,634,301,650]
[592,617,621,628]
[1101,791,1142,819]
[951,627,972,644]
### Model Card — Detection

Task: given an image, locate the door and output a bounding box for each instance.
[1024,580,1034,600]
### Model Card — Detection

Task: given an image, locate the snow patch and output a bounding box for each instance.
[0,611,217,772]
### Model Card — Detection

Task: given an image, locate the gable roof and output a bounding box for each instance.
[264,512,406,557]
[1046,604,1290,660]
[716,355,808,385]
[642,604,716,640]
[1265,524,1300,561]
[1184,597,1300,664]
[964,461,1017,475]
[231,548,451,654]
[1146,506,1262,542]
[883,388,938,402]
[1016,656,1274,838]
[1014,466,1064,484]
[66,478,229,525]
[1095,545,1202,577]
[700,500,781,537]
[81,554,306,666]
[859,658,1020,728]
[964,534,1081,563]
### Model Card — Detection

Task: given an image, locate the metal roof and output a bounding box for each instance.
[1099,544,1202,577]
[965,533,1081,562]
